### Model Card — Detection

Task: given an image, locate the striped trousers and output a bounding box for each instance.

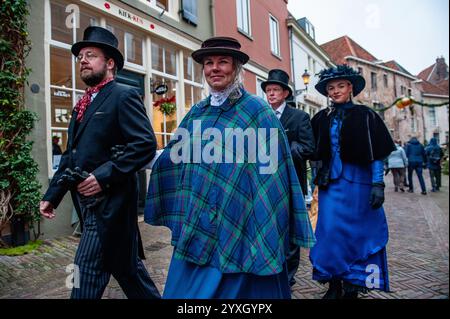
[70,207,161,299]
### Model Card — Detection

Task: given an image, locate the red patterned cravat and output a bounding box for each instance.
[74,77,114,122]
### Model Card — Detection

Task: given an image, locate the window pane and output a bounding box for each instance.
[184,83,192,113]
[193,86,202,104]
[51,1,72,44]
[51,47,72,88]
[237,0,243,30]
[194,61,203,83]
[51,88,73,128]
[155,133,166,150]
[165,45,177,76]
[51,129,68,154]
[125,32,143,65]
[157,0,168,10]
[184,52,193,80]
[152,75,177,134]
[151,40,164,72]
[105,22,125,59]
[243,0,249,33]
[75,62,89,91]
[76,11,99,42]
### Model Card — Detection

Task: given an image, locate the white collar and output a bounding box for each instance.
[273,101,287,116]
[210,83,239,106]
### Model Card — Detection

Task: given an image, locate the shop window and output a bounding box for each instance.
[152,75,178,149]
[106,21,143,67]
[125,32,143,65]
[51,88,73,128]
[183,51,202,83]
[76,12,99,42]
[51,1,98,44]
[151,38,177,76]
[51,47,72,88]
[51,1,72,44]
[184,83,202,114]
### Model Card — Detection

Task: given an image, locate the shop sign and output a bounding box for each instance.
[53,90,71,98]
[154,84,168,95]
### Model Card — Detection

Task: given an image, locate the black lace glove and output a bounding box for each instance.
[111,145,126,161]
[369,182,385,209]
[315,163,330,190]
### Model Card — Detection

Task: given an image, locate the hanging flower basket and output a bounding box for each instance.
[153,96,176,116]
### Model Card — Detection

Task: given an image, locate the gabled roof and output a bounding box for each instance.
[320,35,378,65]
[421,80,448,96]
[382,60,412,76]
[417,64,435,81]
[436,79,449,94]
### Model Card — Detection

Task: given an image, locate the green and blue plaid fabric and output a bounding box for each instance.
[145,88,315,275]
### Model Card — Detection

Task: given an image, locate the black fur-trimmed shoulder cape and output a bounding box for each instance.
[311,104,396,164]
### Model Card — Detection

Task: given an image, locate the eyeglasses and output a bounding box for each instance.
[76,52,102,63]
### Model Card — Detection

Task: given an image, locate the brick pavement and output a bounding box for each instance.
[0,174,448,299]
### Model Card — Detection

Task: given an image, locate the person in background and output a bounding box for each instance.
[261,69,315,288]
[309,65,395,299]
[52,136,63,156]
[405,136,427,195]
[387,140,408,192]
[425,137,444,192]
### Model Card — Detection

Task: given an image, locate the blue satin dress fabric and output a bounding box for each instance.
[309,110,390,292]
[371,160,385,184]
[163,254,291,299]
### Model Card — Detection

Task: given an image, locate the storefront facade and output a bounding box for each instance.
[26,0,213,237]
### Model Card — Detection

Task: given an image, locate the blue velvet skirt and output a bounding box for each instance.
[163,254,291,299]
[309,177,390,292]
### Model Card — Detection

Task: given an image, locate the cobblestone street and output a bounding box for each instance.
[1,174,448,299]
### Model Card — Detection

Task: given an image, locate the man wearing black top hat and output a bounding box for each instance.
[39,26,160,299]
[261,69,315,288]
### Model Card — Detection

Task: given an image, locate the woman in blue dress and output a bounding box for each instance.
[309,65,396,299]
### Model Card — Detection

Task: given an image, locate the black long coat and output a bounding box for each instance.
[279,104,315,195]
[43,80,156,275]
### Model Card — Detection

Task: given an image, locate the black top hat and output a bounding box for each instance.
[192,36,249,64]
[71,26,124,71]
[315,65,366,97]
[261,69,293,98]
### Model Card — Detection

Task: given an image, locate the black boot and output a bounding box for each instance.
[322,280,342,299]
[342,281,362,299]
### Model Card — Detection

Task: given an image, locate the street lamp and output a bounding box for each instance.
[294,69,311,96]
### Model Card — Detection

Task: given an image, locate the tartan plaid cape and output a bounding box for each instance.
[145,88,315,275]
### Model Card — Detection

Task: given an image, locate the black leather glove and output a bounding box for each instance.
[57,167,89,190]
[111,145,126,161]
[369,182,385,209]
[290,141,303,162]
[315,163,330,190]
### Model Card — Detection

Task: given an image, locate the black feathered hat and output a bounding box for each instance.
[315,65,365,97]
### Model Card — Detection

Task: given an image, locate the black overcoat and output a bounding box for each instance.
[279,105,315,195]
[43,80,156,275]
